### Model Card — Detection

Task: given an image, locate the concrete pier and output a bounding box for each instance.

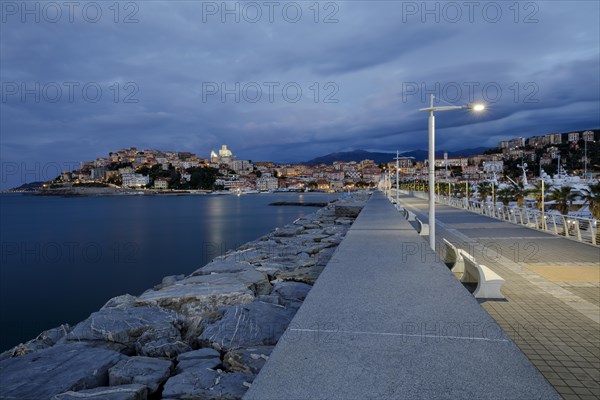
[244,191,559,399]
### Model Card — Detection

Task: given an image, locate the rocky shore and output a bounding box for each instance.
[0,192,369,400]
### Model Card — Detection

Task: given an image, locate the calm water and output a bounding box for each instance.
[0,192,337,351]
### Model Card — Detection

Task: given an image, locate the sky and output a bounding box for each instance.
[1,0,599,188]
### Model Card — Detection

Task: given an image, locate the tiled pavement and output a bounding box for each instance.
[559,284,600,307]
[397,194,600,400]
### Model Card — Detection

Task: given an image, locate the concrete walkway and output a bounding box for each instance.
[244,191,558,400]
[396,193,599,400]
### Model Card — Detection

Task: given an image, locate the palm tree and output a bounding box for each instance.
[477,182,492,203]
[496,187,513,206]
[581,182,600,219]
[529,181,552,211]
[510,183,528,208]
[454,182,468,198]
[549,186,576,215]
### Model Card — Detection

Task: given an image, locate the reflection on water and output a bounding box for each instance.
[0,192,336,351]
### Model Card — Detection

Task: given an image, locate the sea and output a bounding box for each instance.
[0,192,338,351]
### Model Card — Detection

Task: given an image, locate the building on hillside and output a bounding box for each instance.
[345,170,361,180]
[121,173,149,188]
[432,158,467,168]
[231,160,253,173]
[483,160,504,173]
[210,145,235,166]
[583,131,595,141]
[316,179,330,190]
[91,167,106,181]
[567,132,580,143]
[256,177,279,191]
[527,136,546,148]
[499,137,525,149]
[329,180,344,191]
[545,133,562,145]
[154,179,168,190]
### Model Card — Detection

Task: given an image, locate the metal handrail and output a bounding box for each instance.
[394,189,598,246]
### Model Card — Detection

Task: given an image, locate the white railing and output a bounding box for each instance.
[394,190,598,246]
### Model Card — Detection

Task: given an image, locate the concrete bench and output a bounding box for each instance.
[459,250,506,299]
[415,217,429,236]
[405,210,416,221]
[442,238,464,275]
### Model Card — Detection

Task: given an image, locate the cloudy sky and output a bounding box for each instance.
[1,0,599,188]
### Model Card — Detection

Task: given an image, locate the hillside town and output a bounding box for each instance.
[43,129,598,194]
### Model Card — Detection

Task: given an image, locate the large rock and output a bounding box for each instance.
[176,348,221,372]
[293,218,321,230]
[297,232,330,242]
[0,324,71,360]
[273,225,305,237]
[66,305,186,358]
[52,384,147,400]
[334,201,365,217]
[218,249,267,264]
[108,356,172,394]
[271,281,313,305]
[136,271,270,342]
[261,252,315,269]
[223,346,273,375]
[0,342,124,400]
[323,225,349,236]
[198,301,297,350]
[253,261,297,276]
[193,260,256,275]
[135,331,191,358]
[162,369,249,400]
[101,294,138,310]
[155,274,186,289]
[138,270,271,315]
[274,266,325,285]
[258,243,306,258]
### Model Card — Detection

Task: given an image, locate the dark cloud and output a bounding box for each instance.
[1,1,599,188]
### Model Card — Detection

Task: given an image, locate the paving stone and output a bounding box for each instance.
[396,193,600,399]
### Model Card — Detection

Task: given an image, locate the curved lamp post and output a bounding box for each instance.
[419,94,485,251]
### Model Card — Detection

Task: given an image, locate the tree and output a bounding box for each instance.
[496,187,513,206]
[549,186,576,215]
[510,183,527,208]
[529,181,551,211]
[187,167,220,190]
[477,182,492,202]
[107,175,122,186]
[454,182,468,198]
[581,182,600,219]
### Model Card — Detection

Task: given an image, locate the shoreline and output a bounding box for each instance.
[0,191,369,400]
[1,188,343,196]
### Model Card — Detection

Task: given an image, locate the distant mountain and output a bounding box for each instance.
[305,147,489,165]
[9,181,45,191]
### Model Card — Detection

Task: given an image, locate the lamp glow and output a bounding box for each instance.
[471,103,485,111]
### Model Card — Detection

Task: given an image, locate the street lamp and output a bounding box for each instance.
[394,150,400,205]
[419,94,485,251]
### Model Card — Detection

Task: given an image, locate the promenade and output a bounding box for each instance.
[396,193,600,400]
[245,191,559,399]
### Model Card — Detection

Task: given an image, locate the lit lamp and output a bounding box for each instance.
[419,95,485,251]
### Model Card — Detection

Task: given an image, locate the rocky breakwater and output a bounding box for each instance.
[0,192,369,400]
